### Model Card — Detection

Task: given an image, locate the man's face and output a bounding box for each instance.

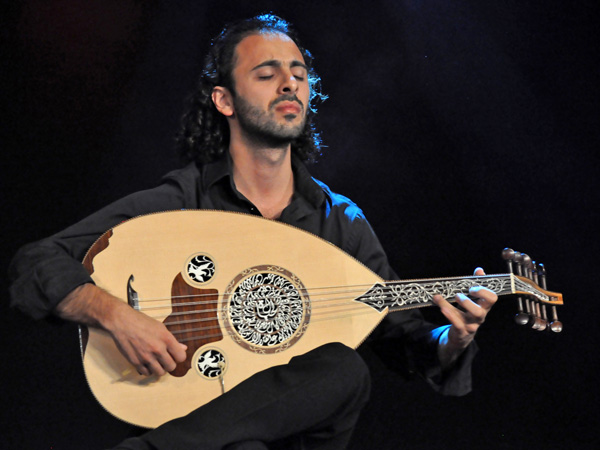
[229,32,310,144]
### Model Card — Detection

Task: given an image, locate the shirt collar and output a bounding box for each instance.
[291,153,327,208]
[202,152,231,190]
[201,151,326,209]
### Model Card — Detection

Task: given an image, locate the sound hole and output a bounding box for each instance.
[225,266,310,353]
[186,253,216,284]
[196,349,226,379]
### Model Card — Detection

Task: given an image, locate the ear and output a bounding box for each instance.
[212,86,234,117]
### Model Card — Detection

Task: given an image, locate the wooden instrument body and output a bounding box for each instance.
[81,210,564,428]
[81,210,387,428]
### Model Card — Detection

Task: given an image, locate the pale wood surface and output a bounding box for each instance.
[82,210,387,428]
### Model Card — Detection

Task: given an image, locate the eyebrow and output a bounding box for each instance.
[251,59,308,72]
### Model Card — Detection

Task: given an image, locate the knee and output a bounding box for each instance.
[289,343,371,404]
[316,343,371,403]
[320,343,369,376]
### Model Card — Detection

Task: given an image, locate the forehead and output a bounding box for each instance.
[233,32,306,71]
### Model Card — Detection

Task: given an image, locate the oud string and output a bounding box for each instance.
[135,274,506,310]
[170,306,398,345]
[128,280,494,337]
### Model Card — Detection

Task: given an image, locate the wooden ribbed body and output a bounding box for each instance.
[81,210,387,428]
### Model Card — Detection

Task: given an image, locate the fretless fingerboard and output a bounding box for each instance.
[355,274,562,313]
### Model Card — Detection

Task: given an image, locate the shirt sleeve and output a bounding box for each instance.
[8,174,193,320]
[347,214,477,396]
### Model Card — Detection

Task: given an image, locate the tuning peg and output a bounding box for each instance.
[539,263,563,333]
[502,248,515,269]
[531,261,539,285]
[514,251,524,276]
[518,253,541,328]
[540,300,549,330]
[514,309,530,326]
[550,309,563,333]
[503,249,530,325]
[522,253,549,330]
[529,303,542,330]
[533,302,547,331]
[503,250,562,332]
[530,262,548,331]
[538,263,547,289]
[527,294,548,330]
[539,305,550,331]
[521,253,532,278]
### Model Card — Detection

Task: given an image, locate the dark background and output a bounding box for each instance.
[2,0,598,448]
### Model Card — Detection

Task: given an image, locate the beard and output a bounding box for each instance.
[233,94,306,148]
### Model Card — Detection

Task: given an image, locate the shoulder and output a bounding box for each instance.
[161,162,201,185]
[310,177,397,279]
[310,177,375,253]
[312,178,365,219]
[158,162,201,207]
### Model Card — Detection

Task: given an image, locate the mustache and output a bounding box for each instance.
[270,95,304,110]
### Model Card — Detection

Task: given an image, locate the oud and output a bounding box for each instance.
[80,210,563,428]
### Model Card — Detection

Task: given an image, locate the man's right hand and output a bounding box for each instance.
[55,283,187,376]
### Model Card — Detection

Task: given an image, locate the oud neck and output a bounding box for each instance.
[355,274,563,313]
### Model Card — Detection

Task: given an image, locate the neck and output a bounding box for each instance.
[229,141,295,220]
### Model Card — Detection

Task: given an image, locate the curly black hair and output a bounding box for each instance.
[177,14,327,164]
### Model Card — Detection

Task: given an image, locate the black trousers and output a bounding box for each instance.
[112,343,371,450]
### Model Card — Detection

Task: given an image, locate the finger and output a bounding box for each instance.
[433,295,466,328]
[157,351,178,373]
[132,359,151,376]
[115,340,150,376]
[455,293,486,322]
[469,286,498,310]
[432,294,460,315]
[132,353,165,376]
[168,341,188,364]
[474,267,485,276]
[432,293,451,308]
[155,333,187,373]
[134,340,169,376]
[144,356,167,376]
[139,363,153,376]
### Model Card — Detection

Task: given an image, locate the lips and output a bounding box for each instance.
[274,101,302,114]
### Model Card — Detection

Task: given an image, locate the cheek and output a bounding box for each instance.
[235,80,269,104]
[299,84,311,106]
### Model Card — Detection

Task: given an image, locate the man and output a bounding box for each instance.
[9,14,497,449]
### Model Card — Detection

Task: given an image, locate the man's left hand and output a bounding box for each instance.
[433,267,498,368]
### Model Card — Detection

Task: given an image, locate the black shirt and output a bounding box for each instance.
[9,154,476,395]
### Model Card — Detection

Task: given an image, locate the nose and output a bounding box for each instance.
[278,71,298,94]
